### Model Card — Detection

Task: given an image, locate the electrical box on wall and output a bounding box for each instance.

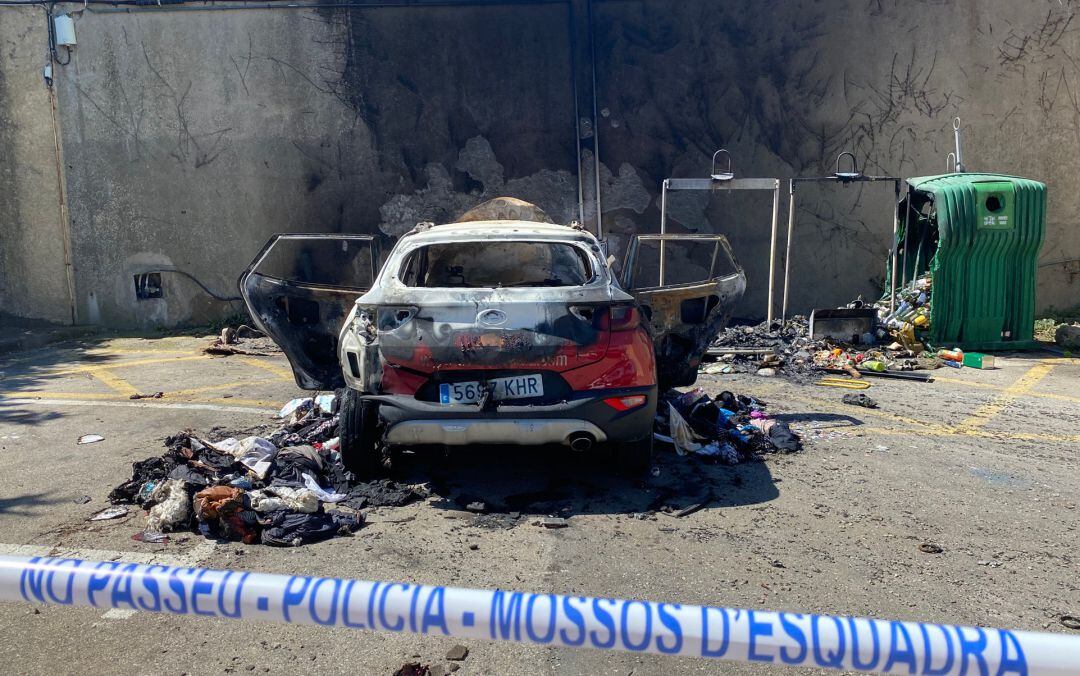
[54,15,76,47]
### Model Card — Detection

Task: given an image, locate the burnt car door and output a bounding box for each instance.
[239,234,379,390]
[621,234,746,388]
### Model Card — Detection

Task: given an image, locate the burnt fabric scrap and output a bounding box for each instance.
[261,510,362,547]
[270,445,324,486]
[344,479,427,510]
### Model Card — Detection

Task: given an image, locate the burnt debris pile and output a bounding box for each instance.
[108,395,425,546]
[704,309,943,381]
[655,388,800,463]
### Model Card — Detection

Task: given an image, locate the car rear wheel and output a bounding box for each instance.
[614,435,653,476]
[337,387,382,477]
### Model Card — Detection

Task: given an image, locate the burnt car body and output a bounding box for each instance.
[240,199,746,474]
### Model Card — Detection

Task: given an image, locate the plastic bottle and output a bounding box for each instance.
[938,348,963,362]
[862,360,886,372]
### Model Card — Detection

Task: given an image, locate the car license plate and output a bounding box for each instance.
[439,374,543,404]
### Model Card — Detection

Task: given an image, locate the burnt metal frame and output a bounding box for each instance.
[659,176,781,322]
[622,233,742,292]
[239,233,381,294]
[786,154,901,319]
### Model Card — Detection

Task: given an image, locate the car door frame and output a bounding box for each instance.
[239,233,381,390]
[621,233,747,389]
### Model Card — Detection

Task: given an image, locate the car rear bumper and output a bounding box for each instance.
[364,386,657,446]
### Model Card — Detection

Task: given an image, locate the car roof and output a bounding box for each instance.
[405,220,597,244]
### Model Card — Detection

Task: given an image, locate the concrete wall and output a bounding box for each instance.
[1,0,1078,328]
[0,8,74,324]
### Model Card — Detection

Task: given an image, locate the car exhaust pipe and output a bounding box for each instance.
[568,432,594,452]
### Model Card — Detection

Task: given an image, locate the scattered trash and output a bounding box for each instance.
[78,434,104,445]
[302,473,347,503]
[88,506,129,521]
[107,397,367,547]
[919,543,943,554]
[261,510,361,547]
[204,325,274,356]
[145,479,192,533]
[1060,615,1080,631]
[704,291,966,382]
[278,398,313,419]
[132,531,169,544]
[655,388,800,464]
[977,559,1002,568]
[842,393,879,409]
[129,392,164,400]
[962,352,995,369]
[248,486,320,514]
[73,495,92,505]
[536,517,569,528]
[445,645,469,661]
[663,493,712,518]
[314,393,336,415]
[465,501,487,513]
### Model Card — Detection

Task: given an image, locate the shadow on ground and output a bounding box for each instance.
[0,336,125,426]
[388,442,781,519]
[0,491,67,517]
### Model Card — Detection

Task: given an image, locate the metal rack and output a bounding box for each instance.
[659,150,782,321]
[785,152,901,318]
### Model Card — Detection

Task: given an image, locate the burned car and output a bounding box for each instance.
[240,198,745,474]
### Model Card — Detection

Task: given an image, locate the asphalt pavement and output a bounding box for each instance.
[0,334,1077,675]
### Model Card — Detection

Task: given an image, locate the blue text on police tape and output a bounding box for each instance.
[17,556,1030,674]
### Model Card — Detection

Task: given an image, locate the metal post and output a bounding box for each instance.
[659,180,668,286]
[587,0,603,238]
[766,180,780,323]
[782,180,796,321]
[952,117,965,173]
[890,183,901,312]
[901,194,911,290]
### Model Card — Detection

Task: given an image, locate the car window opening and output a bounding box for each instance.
[399,241,593,288]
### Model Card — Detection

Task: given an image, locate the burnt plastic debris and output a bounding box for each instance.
[705,302,947,381]
[842,393,879,409]
[655,388,800,462]
[107,394,384,547]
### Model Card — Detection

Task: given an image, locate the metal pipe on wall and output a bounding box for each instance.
[586,0,602,238]
[766,181,780,323]
[658,179,668,285]
[781,180,795,321]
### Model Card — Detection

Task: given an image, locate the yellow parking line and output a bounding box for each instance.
[934,375,1080,405]
[89,369,139,396]
[236,357,295,381]
[44,354,211,377]
[1,391,127,401]
[958,362,1056,429]
[168,379,276,397]
[0,390,282,410]
[749,378,1078,442]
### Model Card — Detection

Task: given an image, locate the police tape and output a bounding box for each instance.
[3,555,1078,674]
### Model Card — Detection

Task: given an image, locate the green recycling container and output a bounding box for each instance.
[894,173,1046,351]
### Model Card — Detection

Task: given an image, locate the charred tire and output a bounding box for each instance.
[614,435,653,476]
[337,387,381,477]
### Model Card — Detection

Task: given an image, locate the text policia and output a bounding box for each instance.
[7,556,1075,675]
